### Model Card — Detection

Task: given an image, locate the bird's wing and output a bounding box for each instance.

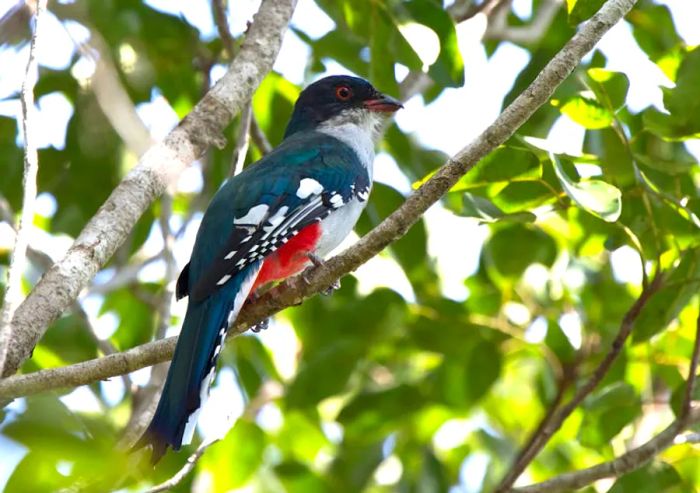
[181,132,370,302]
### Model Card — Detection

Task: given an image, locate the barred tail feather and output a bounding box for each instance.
[133,263,261,464]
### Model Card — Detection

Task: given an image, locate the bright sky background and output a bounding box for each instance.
[0,0,699,490]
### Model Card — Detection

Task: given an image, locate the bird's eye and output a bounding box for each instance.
[335,85,353,101]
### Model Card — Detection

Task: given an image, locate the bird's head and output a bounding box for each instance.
[284,75,403,138]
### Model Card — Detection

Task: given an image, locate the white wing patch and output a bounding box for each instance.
[234,204,269,225]
[357,187,370,201]
[330,193,344,208]
[296,178,324,199]
[264,206,289,232]
[216,274,232,285]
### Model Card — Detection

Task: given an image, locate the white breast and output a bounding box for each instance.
[314,197,366,257]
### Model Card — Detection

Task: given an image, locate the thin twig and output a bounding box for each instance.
[212,0,235,58]
[249,114,273,155]
[507,364,576,473]
[0,0,47,375]
[486,0,563,44]
[230,102,253,176]
[78,31,153,156]
[495,273,663,492]
[211,0,256,176]
[88,253,165,296]
[144,439,220,493]
[512,305,700,493]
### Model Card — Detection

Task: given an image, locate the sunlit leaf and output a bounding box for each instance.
[557,94,613,129]
[587,68,629,110]
[551,153,622,221]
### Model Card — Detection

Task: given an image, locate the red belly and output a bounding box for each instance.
[251,222,322,291]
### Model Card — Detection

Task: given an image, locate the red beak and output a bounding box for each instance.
[363,94,403,113]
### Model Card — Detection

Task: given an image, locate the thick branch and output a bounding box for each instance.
[0,0,638,399]
[1,0,298,378]
[0,0,47,374]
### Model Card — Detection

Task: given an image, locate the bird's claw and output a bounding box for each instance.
[250,318,270,333]
[305,253,341,295]
[321,279,341,296]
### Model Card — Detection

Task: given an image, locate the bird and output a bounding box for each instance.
[133,75,402,463]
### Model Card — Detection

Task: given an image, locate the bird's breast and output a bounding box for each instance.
[314,197,366,257]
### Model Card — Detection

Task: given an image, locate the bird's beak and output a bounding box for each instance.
[363,93,403,113]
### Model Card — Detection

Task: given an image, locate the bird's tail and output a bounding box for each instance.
[133,264,261,464]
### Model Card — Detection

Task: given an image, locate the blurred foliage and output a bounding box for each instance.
[1,0,699,492]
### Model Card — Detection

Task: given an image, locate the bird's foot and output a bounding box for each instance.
[250,318,270,333]
[304,253,341,296]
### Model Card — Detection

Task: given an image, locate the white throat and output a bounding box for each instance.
[317,109,381,181]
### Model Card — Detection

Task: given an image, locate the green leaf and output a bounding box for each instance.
[252,72,299,146]
[102,286,158,350]
[275,461,332,493]
[566,0,606,25]
[0,117,24,211]
[369,7,399,97]
[608,462,683,493]
[483,223,557,279]
[329,441,384,492]
[492,181,557,213]
[453,146,541,190]
[644,47,700,139]
[458,193,536,223]
[277,411,330,461]
[558,94,614,129]
[32,314,97,368]
[303,29,369,78]
[586,68,629,110]
[286,340,363,408]
[551,153,622,222]
[228,335,282,399]
[628,4,682,63]
[200,419,266,489]
[339,384,425,440]
[583,127,635,186]
[401,1,464,87]
[578,382,641,448]
[634,248,700,342]
[545,320,577,364]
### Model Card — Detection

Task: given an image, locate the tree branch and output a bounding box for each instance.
[495,272,663,492]
[0,0,638,400]
[1,0,298,378]
[511,305,700,493]
[0,0,47,375]
[485,0,563,44]
[511,410,700,493]
[81,31,153,156]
